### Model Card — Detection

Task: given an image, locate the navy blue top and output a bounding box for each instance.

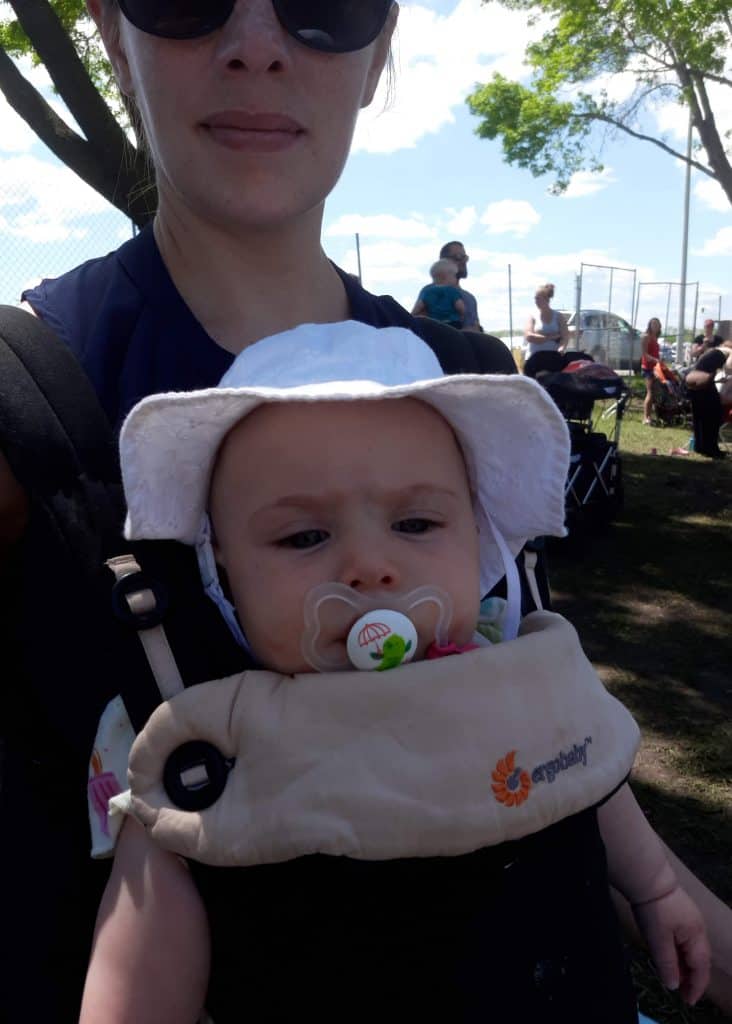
[23,225,406,431]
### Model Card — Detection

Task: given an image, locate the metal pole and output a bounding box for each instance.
[355,232,363,284]
[508,263,514,352]
[691,283,699,360]
[677,110,693,361]
[575,272,581,350]
[608,267,614,314]
[664,284,672,339]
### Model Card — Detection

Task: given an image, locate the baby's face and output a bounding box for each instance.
[209,398,481,674]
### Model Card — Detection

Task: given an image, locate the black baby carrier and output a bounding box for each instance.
[1,307,626,1023]
[0,307,244,1020]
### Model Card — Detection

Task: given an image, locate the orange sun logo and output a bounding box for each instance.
[491,750,531,807]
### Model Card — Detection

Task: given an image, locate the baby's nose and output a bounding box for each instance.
[339,544,399,592]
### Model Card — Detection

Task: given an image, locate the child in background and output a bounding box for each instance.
[81,322,709,1024]
[412,257,466,328]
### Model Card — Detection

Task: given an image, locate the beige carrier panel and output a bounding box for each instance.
[127,611,640,866]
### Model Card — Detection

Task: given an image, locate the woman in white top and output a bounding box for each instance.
[524,283,569,358]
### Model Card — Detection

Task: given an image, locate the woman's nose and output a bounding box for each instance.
[213,0,291,74]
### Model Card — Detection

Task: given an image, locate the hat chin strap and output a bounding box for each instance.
[196,511,523,654]
[196,515,251,652]
[475,506,522,642]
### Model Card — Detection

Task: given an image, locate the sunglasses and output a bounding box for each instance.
[117,0,393,53]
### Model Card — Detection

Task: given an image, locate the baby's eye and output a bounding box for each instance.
[393,518,439,535]
[278,529,329,549]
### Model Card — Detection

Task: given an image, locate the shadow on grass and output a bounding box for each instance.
[544,443,732,1012]
[548,451,732,708]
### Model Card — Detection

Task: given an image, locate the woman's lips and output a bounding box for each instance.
[202,111,304,152]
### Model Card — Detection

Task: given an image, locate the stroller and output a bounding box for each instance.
[651,361,691,426]
[524,350,628,528]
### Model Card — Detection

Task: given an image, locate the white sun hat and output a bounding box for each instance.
[120,321,569,641]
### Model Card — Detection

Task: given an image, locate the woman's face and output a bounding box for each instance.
[90,0,397,231]
[648,318,661,335]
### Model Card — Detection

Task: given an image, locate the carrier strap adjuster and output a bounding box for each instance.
[107,553,169,630]
[106,554,185,700]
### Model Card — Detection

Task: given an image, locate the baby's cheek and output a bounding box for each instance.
[254,611,311,675]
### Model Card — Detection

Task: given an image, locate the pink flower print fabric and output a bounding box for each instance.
[87,695,137,858]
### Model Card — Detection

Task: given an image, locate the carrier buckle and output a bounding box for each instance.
[107,553,169,630]
[164,741,235,811]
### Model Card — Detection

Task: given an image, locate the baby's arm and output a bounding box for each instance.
[455,297,466,320]
[598,784,710,1004]
[79,816,210,1024]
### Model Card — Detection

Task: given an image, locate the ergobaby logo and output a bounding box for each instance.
[491,737,593,808]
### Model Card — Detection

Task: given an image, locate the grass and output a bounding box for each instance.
[546,375,731,1023]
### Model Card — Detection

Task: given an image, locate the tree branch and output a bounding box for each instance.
[692,68,732,89]
[0,47,153,225]
[581,110,715,177]
[6,0,123,149]
[2,0,154,224]
[0,46,92,172]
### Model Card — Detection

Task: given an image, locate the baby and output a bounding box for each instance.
[411,257,466,328]
[81,322,708,1024]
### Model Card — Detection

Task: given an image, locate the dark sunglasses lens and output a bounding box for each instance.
[274,0,392,53]
[119,0,234,39]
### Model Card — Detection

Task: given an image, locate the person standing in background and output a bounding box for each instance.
[687,337,732,459]
[524,284,569,359]
[640,317,662,425]
[440,241,482,331]
[690,319,724,362]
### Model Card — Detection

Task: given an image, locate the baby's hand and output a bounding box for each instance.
[632,884,711,1005]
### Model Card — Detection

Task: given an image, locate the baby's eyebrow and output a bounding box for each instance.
[258,484,461,514]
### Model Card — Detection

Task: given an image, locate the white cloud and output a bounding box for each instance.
[694,177,731,214]
[353,0,541,154]
[0,154,110,242]
[325,213,435,239]
[445,205,477,235]
[560,168,616,199]
[694,226,732,258]
[480,199,540,237]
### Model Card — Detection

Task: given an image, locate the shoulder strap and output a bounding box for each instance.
[377,295,516,375]
[0,305,120,518]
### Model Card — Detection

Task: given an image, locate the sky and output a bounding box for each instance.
[1,0,731,339]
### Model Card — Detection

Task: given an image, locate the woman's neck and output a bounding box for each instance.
[153,203,350,354]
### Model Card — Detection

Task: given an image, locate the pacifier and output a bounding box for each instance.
[302,583,453,673]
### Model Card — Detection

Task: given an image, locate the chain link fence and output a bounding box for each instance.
[0,167,134,306]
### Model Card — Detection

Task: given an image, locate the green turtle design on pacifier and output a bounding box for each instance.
[346,609,417,672]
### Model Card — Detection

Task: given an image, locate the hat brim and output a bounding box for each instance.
[121,373,569,595]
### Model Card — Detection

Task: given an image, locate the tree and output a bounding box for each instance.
[467,0,732,206]
[0,0,155,226]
